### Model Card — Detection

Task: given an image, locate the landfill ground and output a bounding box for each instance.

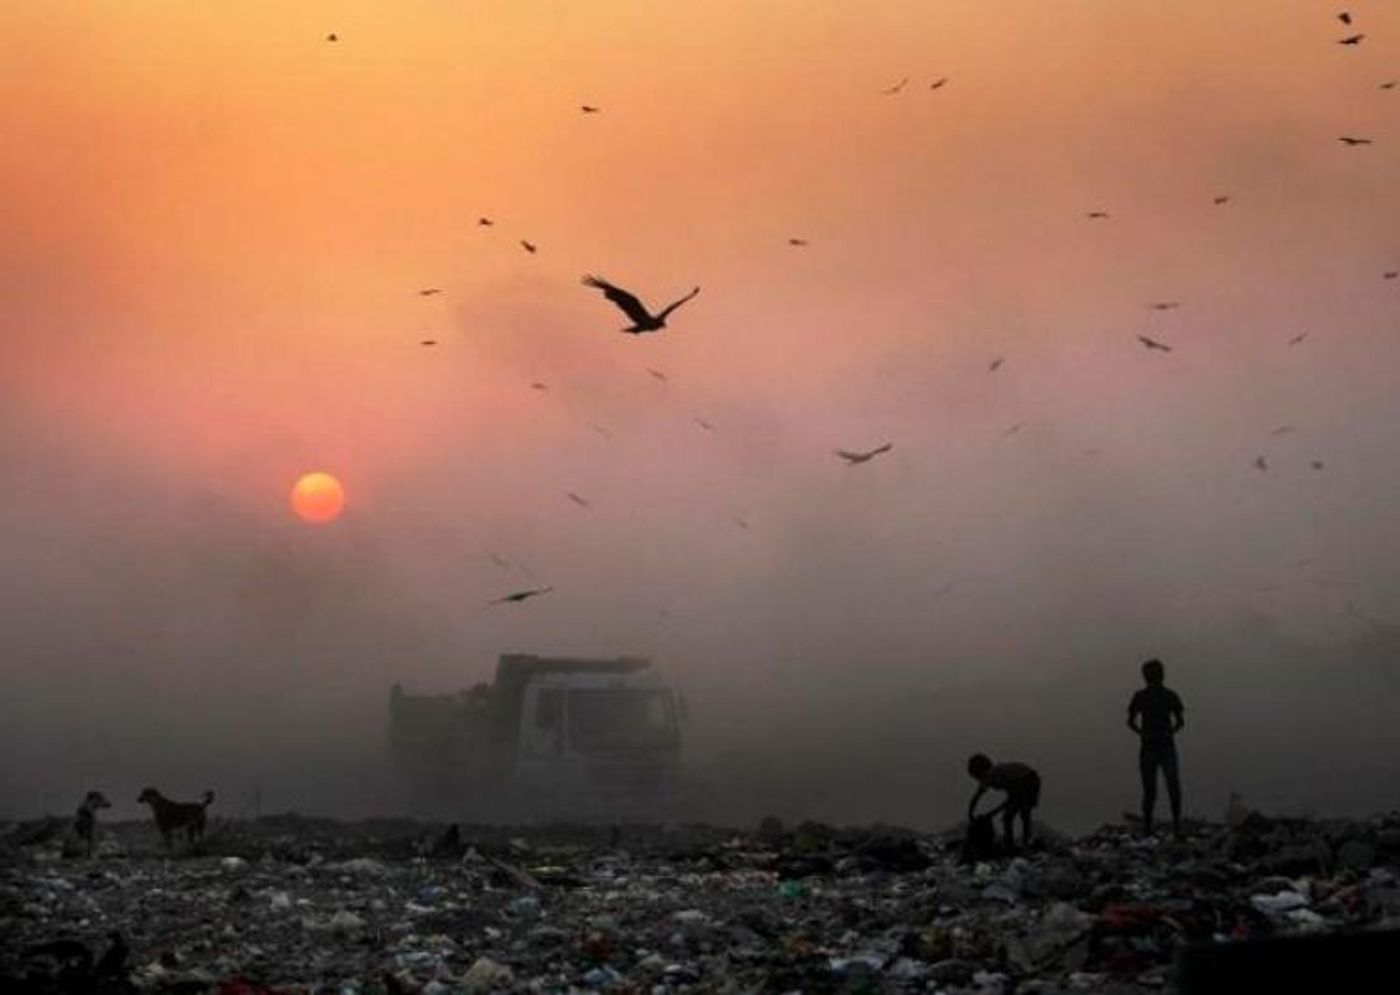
[4,811,1400,995]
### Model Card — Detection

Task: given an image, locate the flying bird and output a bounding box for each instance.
[520,240,538,253]
[1253,456,1269,472]
[881,77,909,95]
[1382,81,1397,90]
[326,33,338,43]
[988,357,1005,372]
[489,586,553,606]
[418,288,442,296]
[1310,459,1326,470]
[693,417,716,432]
[645,367,668,382]
[1338,136,1373,145]
[529,381,549,391]
[1338,11,1352,25]
[1213,195,1232,205]
[581,274,701,333]
[1137,334,1173,352]
[929,77,949,90]
[1288,332,1309,346]
[1383,271,1398,280]
[1003,422,1026,437]
[580,105,601,113]
[566,491,591,509]
[419,339,438,347]
[732,516,751,531]
[1271,425,1295,436]
[478,217,494,226]
[1086,210,1110,219]
[1148,301,1181,311]
[1337,33,1364,45]
[835,443,893,465]
[788,237,808,246]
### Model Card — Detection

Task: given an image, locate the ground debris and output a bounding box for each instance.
[3,813,1399,993]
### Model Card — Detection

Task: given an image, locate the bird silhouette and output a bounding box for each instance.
[581,274,701,333]
[1338,11,1352,25]
[520,240,538,253]
[1086,210,1110,219]
[1382,81,1398,90]
[1338,33,1364,45]
[478,217,494,226]
[1311,459,1326,470]
[1338,135,1373,145]
[646,367,668,382]
[693,417,716,432]
[733,516,751,531]
[1383,271,1398,280]
[882,77,909,95]
[489,586,553,606]
[1288,331,1309,346]
[1213,194,1232,205]
[929,77,949,89]
[1003,422,1026,437]
[418,288,441,296]
[1253,456,1269,472]
[419,339,438,347]
[1137,334,1173,352]
[1149,301,1181,311]
[566,491,591,509]
[835,443,893,465]
[580,105,601,113]
[988,357,1005,372]
[326,33,338,43]
[529,381,549,391]
[1271,425,1295,436]
[788,237,808,246]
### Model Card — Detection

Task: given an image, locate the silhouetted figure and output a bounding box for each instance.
[1128,658,1185,836]
[967,753,1040,850]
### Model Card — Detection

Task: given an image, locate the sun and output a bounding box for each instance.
[290,471,346,524]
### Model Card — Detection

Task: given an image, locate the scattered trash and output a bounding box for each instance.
[2,812,1398,992]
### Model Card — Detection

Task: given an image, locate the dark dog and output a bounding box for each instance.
[69,790,111,857]
[137,787,214,849]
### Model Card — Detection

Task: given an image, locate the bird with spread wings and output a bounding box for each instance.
[581,275,701,333]
[836,443,893,465]
[488,586,553,606]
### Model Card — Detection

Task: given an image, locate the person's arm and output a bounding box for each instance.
[1127,694,1142,735]
[968,785,986,819]
[1172,695,1185,733]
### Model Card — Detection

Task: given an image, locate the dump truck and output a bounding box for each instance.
[389,654,683,819]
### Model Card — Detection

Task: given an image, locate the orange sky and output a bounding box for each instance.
[3,0,1399,649]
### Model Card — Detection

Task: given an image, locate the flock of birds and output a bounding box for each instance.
[327,11,1395,609]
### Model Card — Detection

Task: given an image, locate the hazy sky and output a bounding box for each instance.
[2,2,1398,827]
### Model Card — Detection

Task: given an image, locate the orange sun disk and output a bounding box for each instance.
[290,471,346,523]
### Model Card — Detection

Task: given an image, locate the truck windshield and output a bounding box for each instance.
[567,689,678,755]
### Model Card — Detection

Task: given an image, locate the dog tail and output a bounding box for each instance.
[200,790,215,808]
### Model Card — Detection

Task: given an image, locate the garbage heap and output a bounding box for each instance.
[3,812,1399,994]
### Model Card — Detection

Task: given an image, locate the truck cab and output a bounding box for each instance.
[389,653,683,818]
